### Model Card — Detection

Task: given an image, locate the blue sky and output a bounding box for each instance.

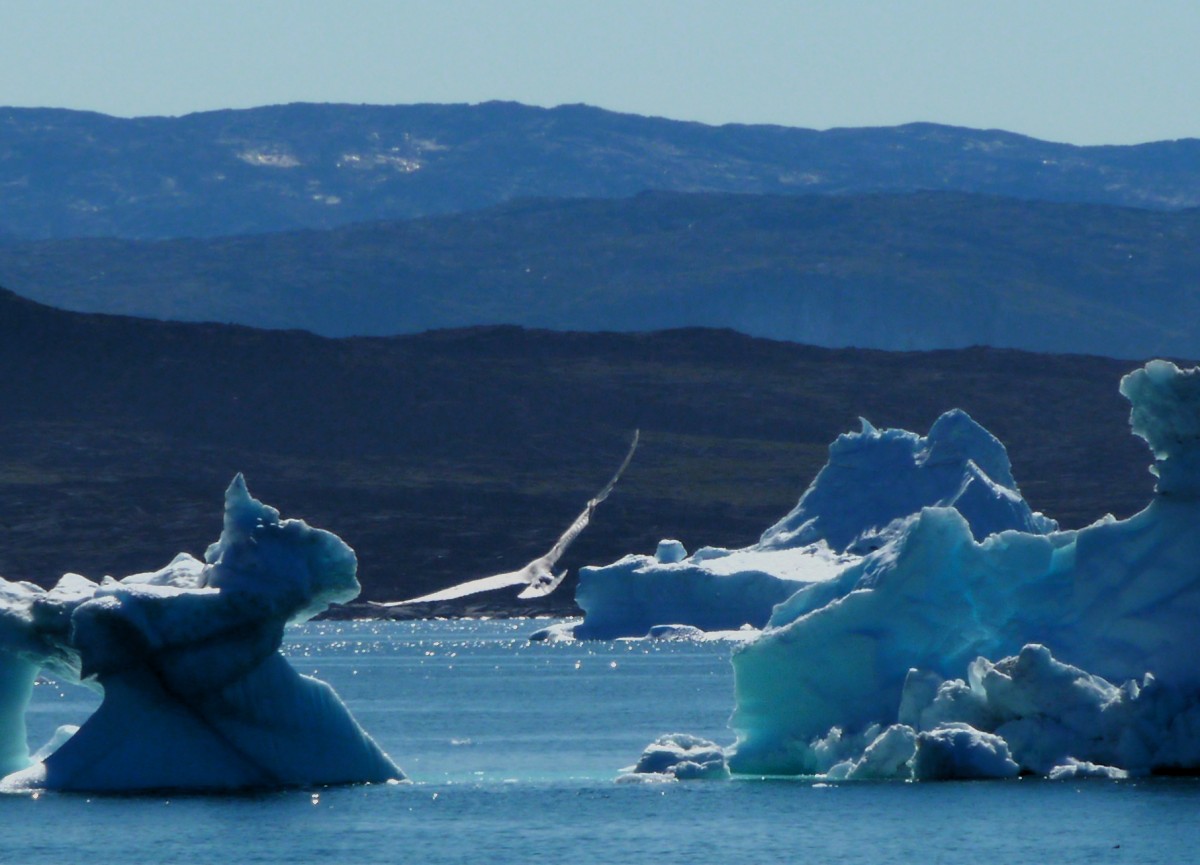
[4,0,1197,145]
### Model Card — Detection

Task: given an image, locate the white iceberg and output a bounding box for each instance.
[621,733,730,781]
[574,408,1054,639]
[0,475,402,792]
[910,724,1020,781]
[727,360,1200,779]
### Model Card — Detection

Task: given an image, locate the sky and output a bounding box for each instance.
[3,0,1198,146]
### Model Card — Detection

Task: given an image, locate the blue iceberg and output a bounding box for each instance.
[574,408,1054,639]
[728,360,1200,778]
[0,476,402,792]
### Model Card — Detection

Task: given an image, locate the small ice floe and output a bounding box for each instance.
[618,733,730,782]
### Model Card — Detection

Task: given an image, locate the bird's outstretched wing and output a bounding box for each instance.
[375,430,640,606]
[371,570,527,606]
[518,429,640,598]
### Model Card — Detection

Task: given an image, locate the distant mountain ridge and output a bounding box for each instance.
[3,102,1200,239]
[4,190,1199,359]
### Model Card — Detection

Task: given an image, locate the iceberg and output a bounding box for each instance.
[574,409,1054,639]
[620,733,730,781]
[727,360,1200,779]
[909,724,1020,781]
[0,475,403,792]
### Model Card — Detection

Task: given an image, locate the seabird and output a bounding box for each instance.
[374,430,639,606]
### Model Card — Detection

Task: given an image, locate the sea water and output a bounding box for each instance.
[4,619,1200,865]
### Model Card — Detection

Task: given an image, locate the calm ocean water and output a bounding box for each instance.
[4,618,1199,865]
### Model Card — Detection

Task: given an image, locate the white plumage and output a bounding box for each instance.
[374,430,639,606]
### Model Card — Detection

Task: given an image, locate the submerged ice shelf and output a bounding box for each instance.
[621,361,1200,781]
[0,476,402,792]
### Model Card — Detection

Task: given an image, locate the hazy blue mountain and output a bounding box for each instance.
[3,191,1198,359]
[3,102,1200,240]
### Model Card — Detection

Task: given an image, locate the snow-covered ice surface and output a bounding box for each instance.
[0,476,402,792]
[727,360,1200,779]
[758,409,1056,551]
[620,733,730,781]
[528,618,761,644]
[574,408,1054,639]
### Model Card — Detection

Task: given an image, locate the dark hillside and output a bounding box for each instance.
[4,191,1200,359]
[0,289,1157,613]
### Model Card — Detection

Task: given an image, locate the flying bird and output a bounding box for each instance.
[374,430,640,606]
